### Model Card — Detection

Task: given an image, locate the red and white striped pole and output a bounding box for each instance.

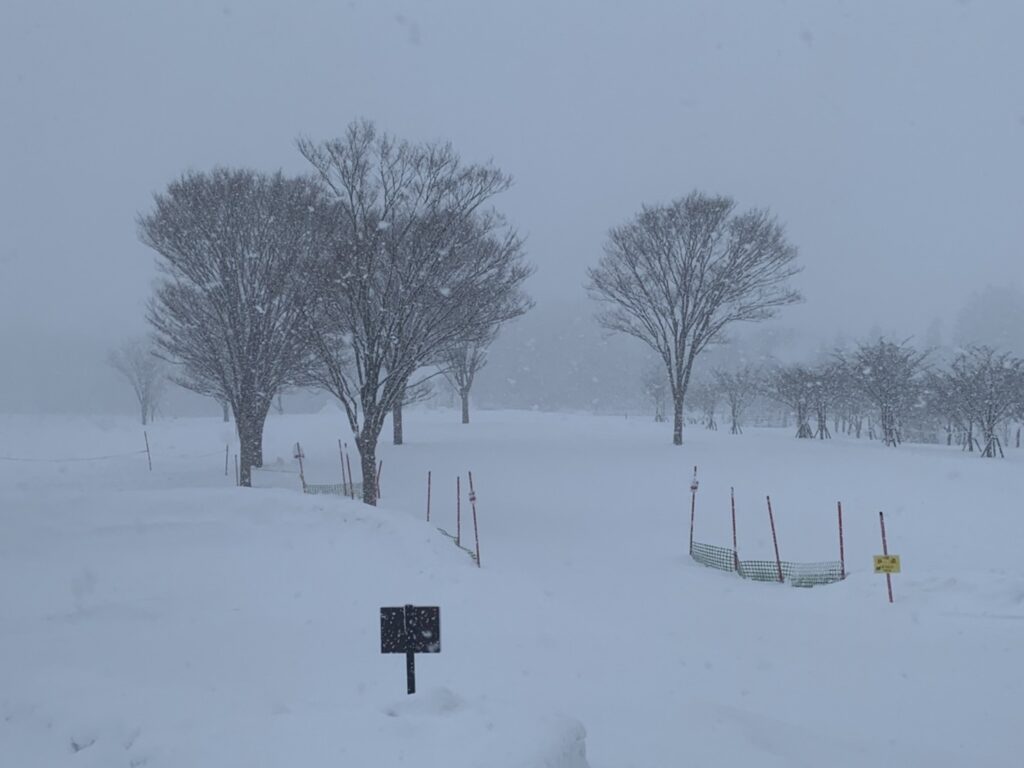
[766,496,784,583]
[468,471,481,567]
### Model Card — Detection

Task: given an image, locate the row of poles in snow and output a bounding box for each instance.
[425,470,482,568]
[293,440,382,499]
[686,465,899,601]
[685,466,832,581]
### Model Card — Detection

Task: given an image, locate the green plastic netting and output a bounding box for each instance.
[690,540,843,588]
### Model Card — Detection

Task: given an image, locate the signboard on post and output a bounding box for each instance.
[380,604,441,694]
[873,555,901,574]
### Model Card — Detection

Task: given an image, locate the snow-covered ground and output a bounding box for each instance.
[2,408,1022,767]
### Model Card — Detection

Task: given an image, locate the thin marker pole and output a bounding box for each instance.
[376,460,383,500]
[426,471,432,521]
[345,446,354,500]
[234,454,239,486]
[838,501,846,579]
[456,476,462,547]
[338,439,348,495]
[144,431,152,472]
[730,487,739,572]
[468,471,481,567]
[295,442,306,491]
[688,466,698,555]
[224,443,229,477]
[880,511,894,603]
[766,496,784,583]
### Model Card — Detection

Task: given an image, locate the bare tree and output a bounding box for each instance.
[932,346,1023,457]
[140,168,329,486]
[299,121,531,504]
[391,376,434,444]
[844,338,928,447]
[442,325,498,425]
[108,337,166,425]
[641,361,669,422]
[587,192,801,445]
[769,364,815,438]
[688,378,719,430]
[807,363,843,440]
[714,366,758,434]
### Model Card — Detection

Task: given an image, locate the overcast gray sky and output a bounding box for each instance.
[1,0,1022,411]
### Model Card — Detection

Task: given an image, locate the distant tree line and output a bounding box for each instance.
[650,337,1024,458]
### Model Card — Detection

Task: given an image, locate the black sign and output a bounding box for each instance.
[380,604,441,694]
[380,605,441,654]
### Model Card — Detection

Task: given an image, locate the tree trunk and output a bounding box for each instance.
[356,431,379,505]
[140,401,148,426]
[461,390,470,424]
[253,427,264,468]
[672,393,684,445]
[238,417,260,488]
[393,400,404,445]
[222,401,230,423]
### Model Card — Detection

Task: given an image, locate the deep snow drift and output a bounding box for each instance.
[1,408,1022,767]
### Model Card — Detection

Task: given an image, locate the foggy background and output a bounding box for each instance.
[1,0,1021,416]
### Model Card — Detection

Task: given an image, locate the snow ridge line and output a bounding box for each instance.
[0,450,148,463]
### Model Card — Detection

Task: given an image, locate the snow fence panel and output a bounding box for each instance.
[304,483,347,496]
[690,541,736,572]
[691,542,845,588]
[736,559,781,583]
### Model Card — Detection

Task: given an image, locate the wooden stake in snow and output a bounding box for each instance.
[426,471,432,522]
[376,460,383,499]
[468,471,481,567]
[224,443,229,477]
[766,496,784,583]
[234,454,240,486]
[144,431,152,471]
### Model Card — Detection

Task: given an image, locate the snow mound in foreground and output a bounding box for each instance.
[4,688,588,768]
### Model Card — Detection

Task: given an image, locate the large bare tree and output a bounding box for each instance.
[299,121,531,504]
[140,168,329,486]
[108,337,166,425]
[587,192,801,444]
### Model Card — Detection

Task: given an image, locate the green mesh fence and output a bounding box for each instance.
[303,482,363,497]
[690,541,737,572]
[736,559,781,583]
[781,560,844,588]
[691,540,844,588]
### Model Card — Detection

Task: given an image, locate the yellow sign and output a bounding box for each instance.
[873,555,901,574]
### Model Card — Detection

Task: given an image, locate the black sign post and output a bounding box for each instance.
[380,604,441,694]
